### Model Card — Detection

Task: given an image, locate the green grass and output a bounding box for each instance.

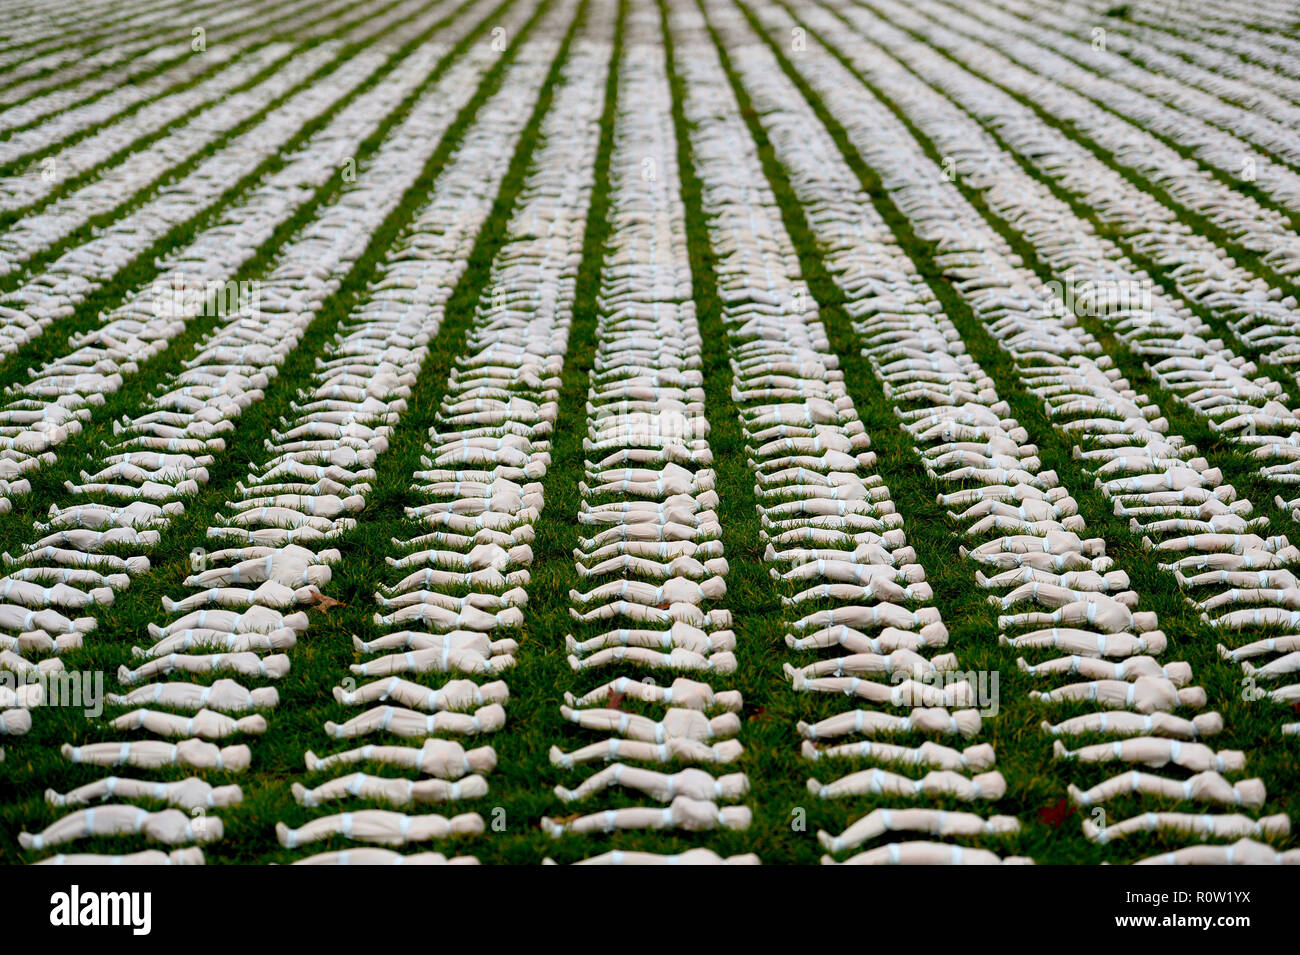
[720,0,1300,862]
[943,0,1300,180]
[0,0,562,864]
[0,0,497,399]
[847,0,1300,321]
[1,0,1298,865]
[0,0,328,127]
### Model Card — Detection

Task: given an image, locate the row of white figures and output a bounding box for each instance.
[0,38,373,501]
[826,5,1300,507]
[0,0,156,71]
[281,0,606,863]
[790,0,1300,748]
[0,1,207,125]
[0,0,254,85]
[0,0,466,365]
[0,0,535,744]
[1117,0,1300,43]
[0,28,466,499]
[7,0,555,861]
[806,3,1294,691]
[1078,0,1300,96]
[767,1,1287,854]
[0,42,339,284]
[543,8,752,858]
[873,0,1300,264]
[844,0,1300,391]
[1008,0,1300,126]
[719,0,1285,860]
[1028,0,1300,129]
[968,0,1300,195]
[0,0,344,144]
[1,42,277,205]
[0,0,508,496]
[0,0,444,170]
[668,0,1020,865]
[794,12,1300,741]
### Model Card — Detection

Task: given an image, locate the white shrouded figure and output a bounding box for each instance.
[160,581,316,614]
[1083,812,1290,844]
[786,624,946,654]
[1068,770,1266,808]
[564,676,742,711]
[554,764,748,803]
[1054,738,1245,773]
[1031,677,1206,713]
[823,842,1033,865]
[999,602,1156,635]
[801,739,996,771]
[1042,711,1222,738]
[291,849,479,865]
[785,648,956,681]
[46,776,241,810]
[550,737,743,767]
[1133,839,1300,865]
[819,808,1021,853]
[809,768,1006,801]
[349,645,511,677]
[1018,655,1192,684]
[276,811,484,847]
[540,796,751,837]
[567,624,734,657]
[63,739,251,771]
[150,607,307,638]
[304,740,496,779]
[334,677,509,711]
[324,704,506,739]
[1217,635,1300,663]
[106,679,279,712]
[788,671,975,708]
[999,628,1167,657]
[558,705,738,742]
[184,545,336,589]
[352,630,516,656]
[35,848,205,865]
[118,651,290,684]
[20,807,223,849]
[799,707,982,740]
[568,644,736,673]
[292,772,489,807]
[109,708,267,738]
[136,627,298,657]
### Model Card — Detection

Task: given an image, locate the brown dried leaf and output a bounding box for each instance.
[308,589,346,612]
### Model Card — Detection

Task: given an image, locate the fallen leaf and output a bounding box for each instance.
[307,589,346,612]
[1037,798,1076,829]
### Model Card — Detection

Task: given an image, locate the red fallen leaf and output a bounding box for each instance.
[607,691,626,711]
[749,706,768,721]
[1037,798,1076,828]
[1292,702,1300,717]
